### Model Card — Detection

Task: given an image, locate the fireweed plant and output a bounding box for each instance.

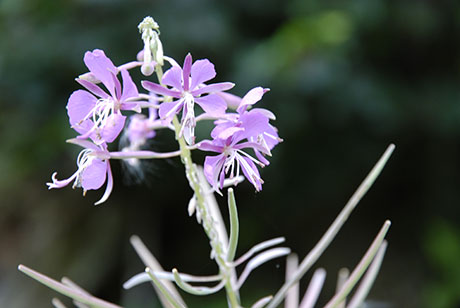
[18,17,395,308]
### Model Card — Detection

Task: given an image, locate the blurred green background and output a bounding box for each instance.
[1,0,460,307]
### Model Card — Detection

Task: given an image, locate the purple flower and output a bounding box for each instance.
[67,49,140,145]
[125,114,156,147]
[47,139,114,205]
[212,87,282,165]
[142,53,234,144]
[199,128,269,193]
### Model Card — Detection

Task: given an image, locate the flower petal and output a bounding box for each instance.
[238,156,263,191]
[162,66,183,90]
[67,90,98,127]
[182,53,192,91]
[81,158,108,190]
[216,126,244,140]
[159,99,184,123]
[195,94,227,116]
[100,113,126,143]
[238,111,270,139]
[211,121,237,139]
[190,59,216,90]
[198,139,224,153]
[76,79,109,99]
[94,161,113,205]
[204,154,226,190]
[83,49,118,96]
[142,81,181,97]
[237,87,269,114]
[192,82,235,96]
[217,92,242,110]
[121,69,139,101]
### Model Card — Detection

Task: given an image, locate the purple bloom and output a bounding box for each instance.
[142,53,234,144]
[126,114,156,147]
[67,49,140,145]
[47,139,114,205]
[212,87,282,165]
[199,131,268,193]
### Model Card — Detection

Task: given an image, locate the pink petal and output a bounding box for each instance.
[67,90,98,127]
[100,113,126,143]
[195,94,227,116]
[238,111,270,140]
[211,121,236,139]
[120,69,138,101]
[159,99,184,122]
[217,92,242,110]
[238,156,262,191]
[112,72,122,99]
[141,81,181,97]
[192,82,235,96]
[182,53,192,91]
[81,158,108,190]
[204,154,226,190]
[94,161,113,205]
[216,126,244,140]
[255,150,270,166]
[83,50,118,96]
[264,124,281,149]
[237,87,270,114]
[190,59,216,90]
[76,79,109,99]
[162,66,183,90]
[198,140,224,153]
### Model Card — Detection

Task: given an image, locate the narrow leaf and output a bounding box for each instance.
[124,271,221,289]
[335,268,350,308]
[285,254,299,308]
[51,298,68,308]
[172,268,225,295]
[266,144,395,308]
[18,265,121,308]
[130,235,185,308]
[299,268,326,308]
[252,295,273,308]
[346,241,388,308]
[227,188,239,262]
[324,221,391,308]
[237,247,291,289]
[145,267,187,308]
[233,237,285,267]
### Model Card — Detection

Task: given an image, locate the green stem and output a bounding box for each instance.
[155,64,240,307]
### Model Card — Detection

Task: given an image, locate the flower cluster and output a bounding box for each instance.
[47,18,281,204]
[29,17,392,308]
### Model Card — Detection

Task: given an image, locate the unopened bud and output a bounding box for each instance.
[138,16,164,74]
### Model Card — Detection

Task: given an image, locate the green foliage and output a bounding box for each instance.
[423,220,460,308]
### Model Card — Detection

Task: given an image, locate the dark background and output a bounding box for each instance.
[1,0,460,307]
